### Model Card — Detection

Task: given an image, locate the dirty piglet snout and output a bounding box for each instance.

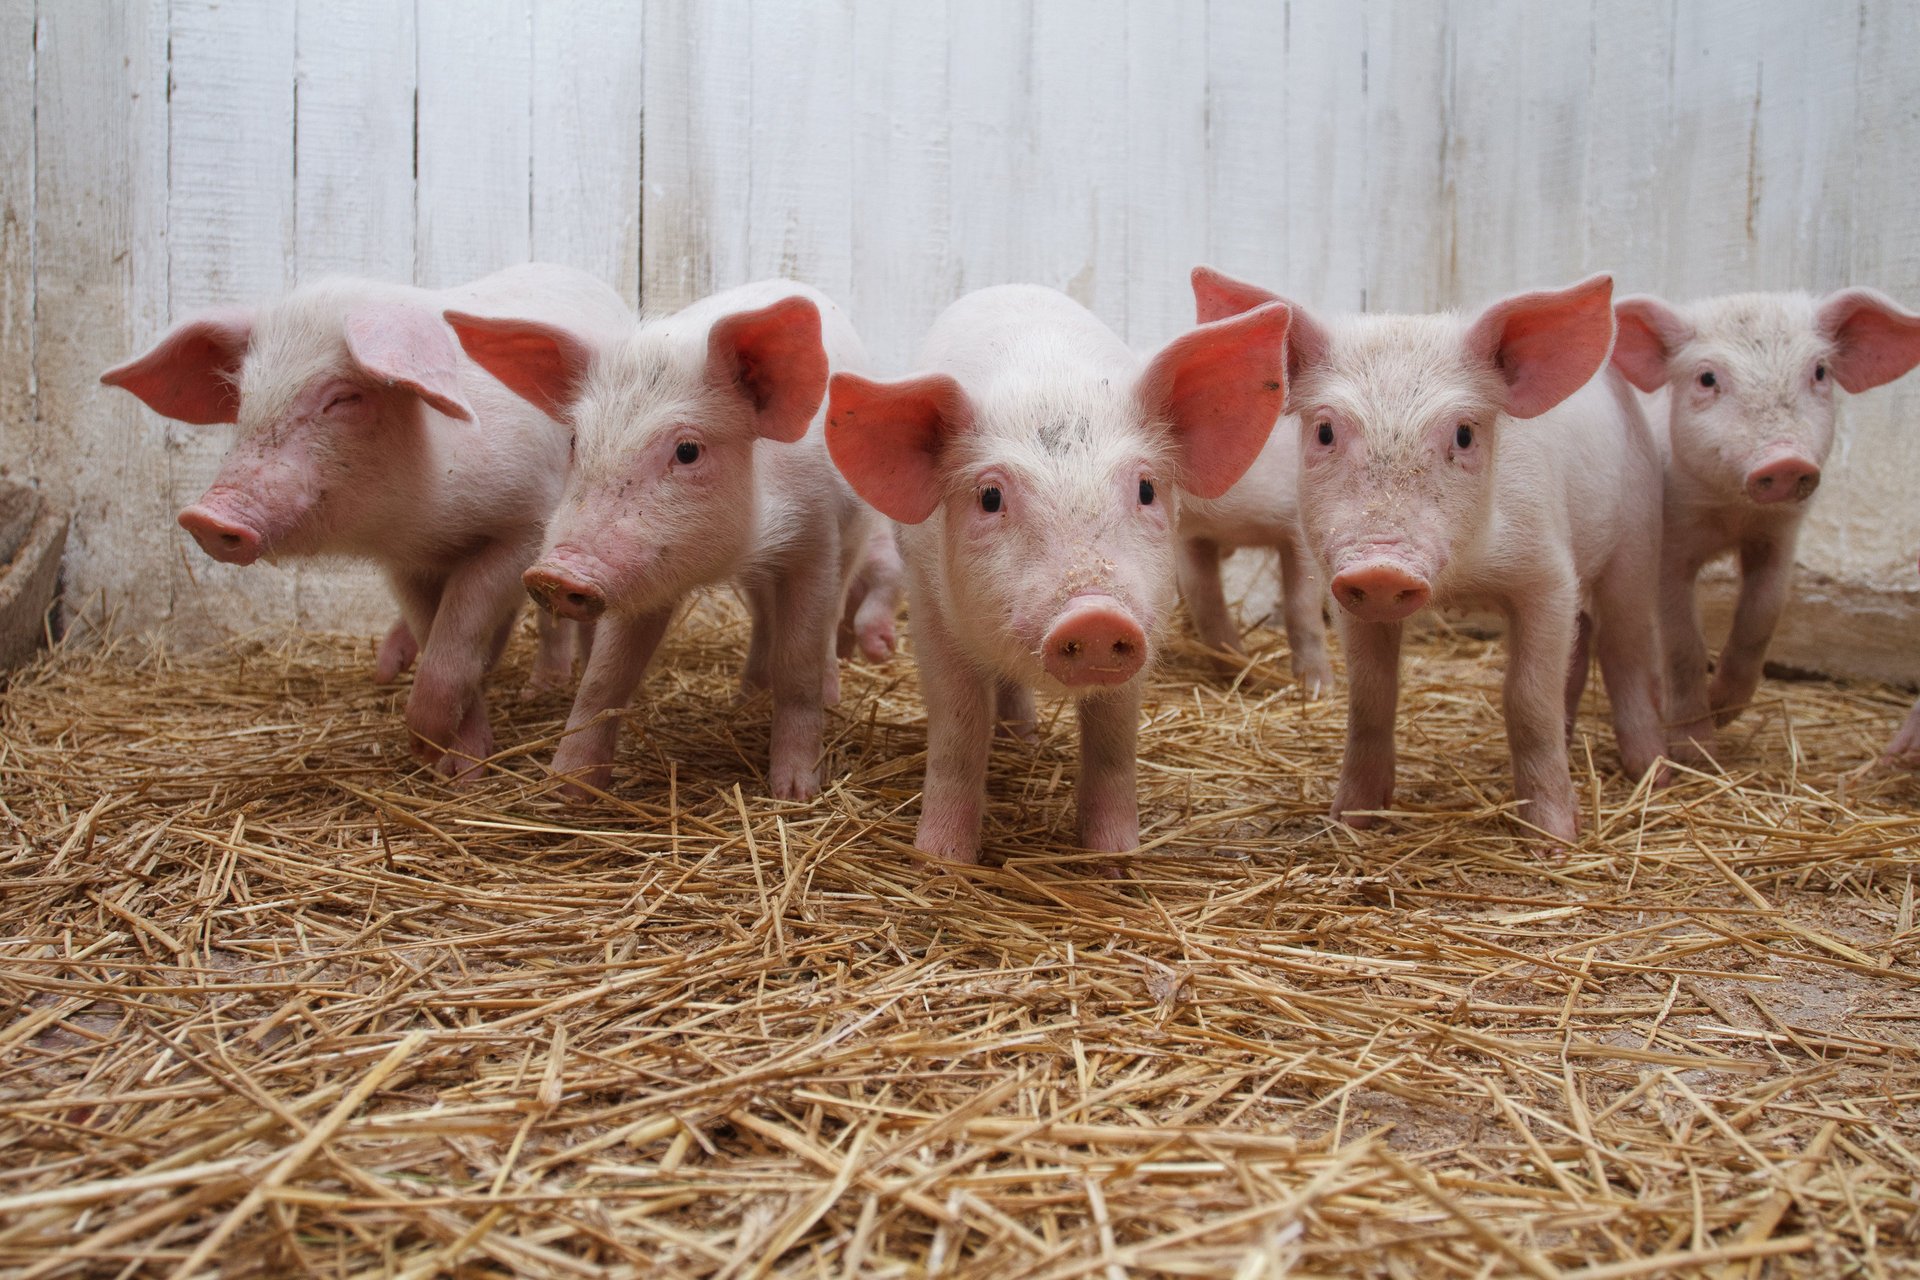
[1042,595,1146,688]
[1330,561,1430,623]
[178,505,263,566]
[1744,455,1820,505]
[524,563,606,622]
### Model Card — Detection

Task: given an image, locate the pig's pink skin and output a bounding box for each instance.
[836,523,906,663]
[453,281,878,803]
[101,264,626,779]
[1883,695,1920,770]
[1203,268,1666,844]
[375,619,419,684]
[826,285,1289,864]
[1613,289,1920,758]
[1174,416,1333,694]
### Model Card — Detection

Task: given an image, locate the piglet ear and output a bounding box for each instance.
[344,304,476,422]
[1818,288,1920,394]
[825,371,974,525]
[445,310,598,422]
[1191,267,1329,403]
[1137,301,1290,500]
[1611,295,1692,393]
[1466,273,1615,419]
[707,295,829,443]
[99,308,255,425]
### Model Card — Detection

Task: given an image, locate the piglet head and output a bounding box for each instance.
[104,295,476,564]
[1614,288,1920,509]
[451,294,827,619]
[827,301,1288,692]
[1196,268,1614,622]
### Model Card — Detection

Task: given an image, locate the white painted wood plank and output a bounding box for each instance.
[1362,0,1449,313]
[1746,0,1859,291]
[1661,0,1767,298]
[416,0,531,289]
[1027,0,1128,328]
[747,1,856,302]
[1581,0,1674,294]
[532,0,645,306]
[641,0,752,311]
[166,0,299,638]
[1283,0,1367,312]
[32,0,173,630]
[1125,0,1208,348]
[0,0,34,453]
[849,0,952,372]
[1203,0,1289,304]
[945,0,1031,300]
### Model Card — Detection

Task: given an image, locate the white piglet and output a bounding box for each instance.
[445,281,876,802]
[1611,289,1920,758]
[101,264,628,779]
[1194,268,1667,843]
[825,285,1291,864]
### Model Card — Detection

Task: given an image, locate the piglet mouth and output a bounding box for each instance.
[525,552,611,621]
[1041,595,1148,688]
[178,504,265,566]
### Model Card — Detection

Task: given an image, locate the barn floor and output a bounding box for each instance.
[2,597,1918,1278]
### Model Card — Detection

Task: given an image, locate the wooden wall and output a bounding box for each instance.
[2,0,1917,674]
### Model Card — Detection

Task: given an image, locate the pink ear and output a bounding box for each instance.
[707,295,829,443]
[1610,295,1692,393]
[99,309,255,425]
[825,371,974,525]
[1818,288,1920,394]
[1192,266,1327,393]
[1137,302,1291,500]
[344,305,476,422]
[444,310,598,422]
[1466,274,1616,419]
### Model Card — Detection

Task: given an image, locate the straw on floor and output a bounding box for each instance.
[2,589,1917,1278]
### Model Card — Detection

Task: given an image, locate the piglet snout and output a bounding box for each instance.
[1331,560,1431,623]
[178,505,263,566]
[525,561,608,621]
[1744,454,1820,505]
[1042,595,1146,688]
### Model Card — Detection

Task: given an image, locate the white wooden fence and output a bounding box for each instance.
[2,0,1917,674]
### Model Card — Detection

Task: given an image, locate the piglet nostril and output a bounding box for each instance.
[565,591,593,612]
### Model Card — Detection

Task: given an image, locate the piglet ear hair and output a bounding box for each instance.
[344,304,477,422]
[1466,273,1616,419]
[825,371,974,525]
[1138,301,1291,500]
[1610,294,1693,393]
[99,308,255,425]
[445,310,599,423]
[1192,266,1328,395]
[707,294,830,443]
[1818,287,1920,394]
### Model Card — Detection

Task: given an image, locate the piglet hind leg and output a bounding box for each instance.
[550,607,672,800]
[1501,592,1582,844]
[374,619,419,684]
[912,610,995,864]
[1593,550,1670,787]
[1330,617,1402,828]
[1076,684,1144,861]
[1882,696,1920,769]
[522,608,578,699]
[1277,535,1335,697]
[403,547,527,783]
[995,679,1037,742]
[765,557,841,801]
[1176,536,1241,656]
[1660,548,1717,763]
[1709,536,1795,730]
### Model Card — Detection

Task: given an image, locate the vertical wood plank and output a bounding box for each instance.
[640,0,752,311]
[416,0,531,289]
[1362,0,1450,313]
[1027,0,1128,327]
[849,0,952,372]
[0,0,33,455]
[1203,0,1289,303]
[1283,1,1367,312]
[747,2,855,302]
[532,0,645,306]
[32,0,173,629]
[945,0,1031,301]
[1125,0,1208,348]
[1662,0,1766,298]
[1581,0,1674,293]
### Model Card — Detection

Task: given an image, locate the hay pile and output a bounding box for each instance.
[2,592,1918,1277]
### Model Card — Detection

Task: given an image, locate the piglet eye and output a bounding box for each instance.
[1815,363,1828,383]
[675,440,701,465]
[568,432,576,456]
[1455,423,1473,449]
[980,486,1002,514]
[1699,371,1717,389]
[1138,478,1155,505]
[1315,421,1334,446]
[324,392,362,413]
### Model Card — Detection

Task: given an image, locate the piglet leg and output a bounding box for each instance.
[1593,550,1669,785]
[374,619,419,684]
[1883,695,1920,769]
[551,606,672,800]
[1709,535,1794,728]
[1331,616,1402,828]
[404,545,529,782]
[523,609,576,698]
[995,680,1037,742]
[1661,548,1716,762]
[1502,590,1581,842]
[1277,534,1334,697]
[1076,685,1144,854]
[1176,536,1240,654]
[767,554,840,801]
[913,606,994,863]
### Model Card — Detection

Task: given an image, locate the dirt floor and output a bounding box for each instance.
[2,597,1917,1277]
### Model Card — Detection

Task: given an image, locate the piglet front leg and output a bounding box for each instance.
[523,609,578,698]
[766,556,841,801]
[913,609,994,863]
[1076,685,1143,854]
[1660,548,1717,762]
[1331,617,1402,828]
[404,544,528,781]
[550,607,671,799]
[1277,535,1335,697]
[1502,591,1581,843]
[375,618,419,684]
[1882,696,1920,769]
[1709,535,1794,729]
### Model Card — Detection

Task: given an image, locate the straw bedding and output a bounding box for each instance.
[2,586,1918,1278]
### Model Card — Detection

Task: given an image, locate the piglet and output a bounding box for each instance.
[825,285,1290,863]
[1175,417,1333,694]
[838,523,907,662]
[1612,289,1920,758]
[100,264,628,778]
[445,280,876,801]
[1194,268,1666,843]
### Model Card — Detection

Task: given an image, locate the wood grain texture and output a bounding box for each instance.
[533,0,644,306]
[0,0,31,456]
[416,0,531,289]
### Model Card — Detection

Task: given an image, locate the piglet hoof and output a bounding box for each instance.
[857,624,897,663]
[1293,659,1335,700]
[1519,792,1580,846]
[769,765,821,803]
[1668,722,1716,766]
[520,666,573,702]
[995,719,1038,744]
[374,622,419,684]
[1330,773,1394,829]
[553,766,614,802]
[821,666,842,709]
